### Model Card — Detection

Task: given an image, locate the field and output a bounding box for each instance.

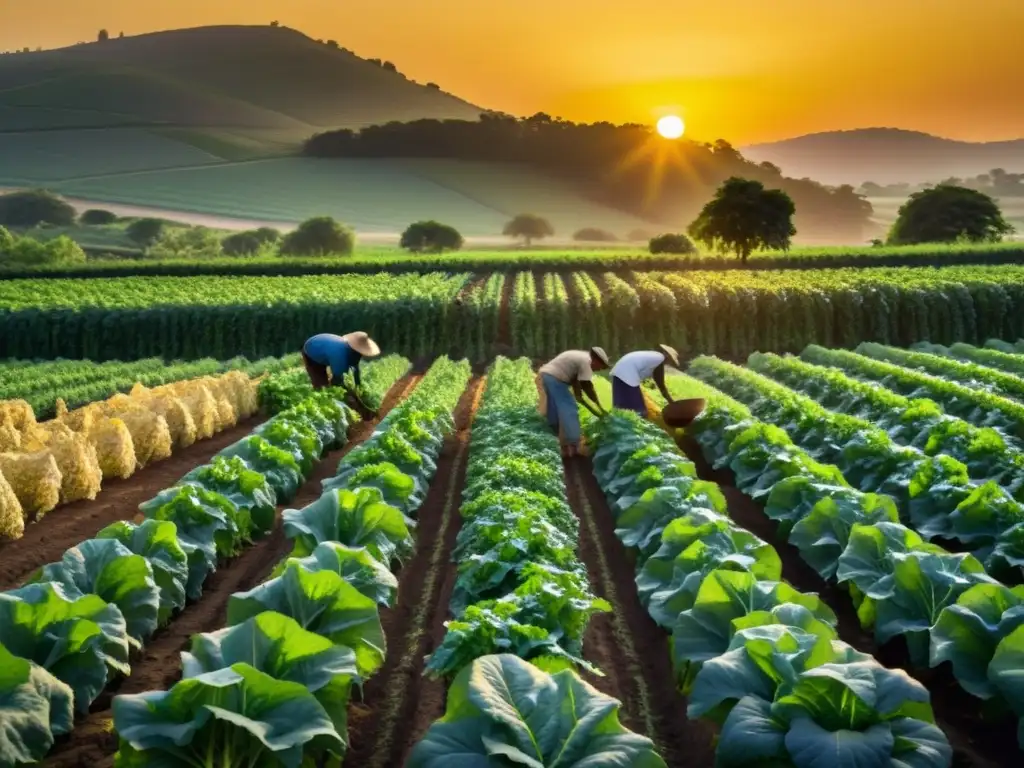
[4,328,1024,767]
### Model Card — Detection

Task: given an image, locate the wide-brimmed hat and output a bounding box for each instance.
[343,331,381,358]
[658,344,680,368]
[590,346,609,366]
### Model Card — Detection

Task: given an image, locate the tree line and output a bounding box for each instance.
[303,113,874,240]
[861,168,1024,198]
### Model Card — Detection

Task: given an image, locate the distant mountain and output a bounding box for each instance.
[0,25,483,142]
[742,128,1024,187]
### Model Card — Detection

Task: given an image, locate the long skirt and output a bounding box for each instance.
[611,376,647,416]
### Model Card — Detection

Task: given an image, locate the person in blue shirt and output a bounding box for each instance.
[301,332,381,402]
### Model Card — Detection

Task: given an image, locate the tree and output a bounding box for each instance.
[79,208,118,225]
[0,234,85,266]
[98,29,109,42]
[126,218,167,247]
[0,189,76,227]
[148,226,222,259]
[400,221,464,253]
[382,61,397,72]
[222,227,281,256]
[326,40,339,49]
[503,214,554,247]
[270,20,280,27]
[280,217,355,256]
[0,226,14,252]
[119,32,124,38]
[688,177,796,262]
[648,233,696,254]
[572,227,617,242]
[887,185,1014,245]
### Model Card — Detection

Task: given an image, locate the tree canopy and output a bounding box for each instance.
[400,220,464,253]
[280,217,355,256]
[503,214,554,246]
[0,190,76,227]
[687,177,796,262]
[887,185,1015,245]
[304,114,872,240]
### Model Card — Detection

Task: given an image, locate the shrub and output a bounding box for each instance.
[147,226,222,259]
[280,217,355,256]
[0,226,15,252]
[648,233,696,254]
[126,218,167,247]
[221,230,276,256]
[400,221,464,253]
[502,214,554,246]
[253,227,281,244]
[79,209,118,225]
[572,227,617,242]
[0,234,85,266]
[0,189,76,227]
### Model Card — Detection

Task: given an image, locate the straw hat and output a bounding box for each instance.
[658,344,680,369]
[342,331,381,358]
[590,346,609,366]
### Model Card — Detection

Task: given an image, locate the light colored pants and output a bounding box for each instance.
[539,373,581,443]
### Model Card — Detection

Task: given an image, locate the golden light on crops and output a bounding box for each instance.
[656,115,685,139]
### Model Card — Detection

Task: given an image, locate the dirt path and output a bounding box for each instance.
[0,417,263,590]
[675,434,1008,768]
[42,375,419,768]
[344,376,484,768]
[564,458,717,767]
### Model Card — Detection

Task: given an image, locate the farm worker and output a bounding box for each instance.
[536,347,610,457]
[609,344,680,416]
[301,331,380,400]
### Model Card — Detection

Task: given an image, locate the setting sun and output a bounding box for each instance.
[656,115,685,139]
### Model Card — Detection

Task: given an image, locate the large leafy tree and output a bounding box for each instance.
[503,213,554,246]
[688,177,796,263]
[400,220,464,253]
[887,184,1014,245]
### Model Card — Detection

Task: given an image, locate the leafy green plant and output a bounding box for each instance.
[217,435,304,503]
[0,643,74,766]
[269,541,398,606]
[182,455,278,537]
[409,654,666,767]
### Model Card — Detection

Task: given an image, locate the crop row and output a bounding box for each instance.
[0,354,297,419]
[106,357,467,765]
[676,362,1024,751]
[688,356,1024,575]
[4,266,1024,361]
[580,396,953,767]
[0,374,365,765]
[409,356,663,764]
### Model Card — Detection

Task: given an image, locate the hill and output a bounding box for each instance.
[743,128,1024,186]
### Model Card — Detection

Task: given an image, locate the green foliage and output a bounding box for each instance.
[889,185,1014,245]
[0,644,74,766]
[222,227,280,256]
[280,216,355,256]
[648,232,695,254]
[0,190,75,227]
[125,217,166,246]
[688,177,797,262]
[79,208,118,225]
[147,225,223,259]
[399,220,464,253]
[409,655,666,767]
[0,233,86,267]
[502,213,554,245]
[572,226,617,242]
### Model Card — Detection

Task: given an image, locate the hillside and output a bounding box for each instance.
[743,128,1024,186]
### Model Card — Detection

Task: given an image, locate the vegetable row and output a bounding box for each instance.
[110,356,469,766]
[582,402,952,767]
[670,371,1024,752]
[0,379,360,766]
[409,356,664,766]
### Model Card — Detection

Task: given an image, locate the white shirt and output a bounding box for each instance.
[611,351,666,387]
[538,350,593,383]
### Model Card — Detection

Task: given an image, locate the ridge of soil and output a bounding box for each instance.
[565,457,717,768]
[676,433,1009,768]
[344,376,485,768]
[0,417,263,590]
[42,374,420,768]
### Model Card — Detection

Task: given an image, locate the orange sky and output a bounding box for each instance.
[3,0,1022,145]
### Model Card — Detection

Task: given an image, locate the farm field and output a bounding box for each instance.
[3,265,1024,362]
[4,338,1024,767]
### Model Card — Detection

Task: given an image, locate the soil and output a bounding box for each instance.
[676,431,1015,768]
[343,376,484,768]
[41,375,420,768]
[565,457,717,768]
[0,417,263,590]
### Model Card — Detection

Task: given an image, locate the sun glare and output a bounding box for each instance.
[656,115,685,139]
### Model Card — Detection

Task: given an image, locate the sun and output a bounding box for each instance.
[656,115,685,139]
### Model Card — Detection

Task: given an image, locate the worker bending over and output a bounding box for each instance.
[537,347,610,457]
[301,331,381,410]
[609,344,680,416]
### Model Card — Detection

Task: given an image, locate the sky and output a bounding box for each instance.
[2,0,1022,145]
